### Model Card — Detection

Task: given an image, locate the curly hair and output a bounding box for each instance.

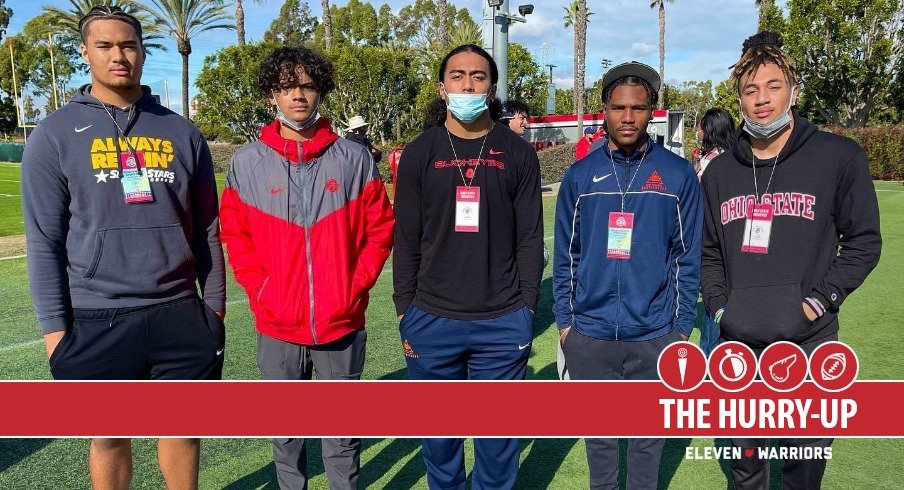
[730,31,798,93]
[258,46,336,97]
[501,99,530,117]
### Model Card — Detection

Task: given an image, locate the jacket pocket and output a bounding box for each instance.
[720,283,811,347]
[83,225,194,297]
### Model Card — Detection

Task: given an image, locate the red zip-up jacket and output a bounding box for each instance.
[220,118,394,345]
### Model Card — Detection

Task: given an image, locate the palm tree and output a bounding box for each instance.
[437,0,448,47]
[564,0,592,134]
[39,0,165,51]
[649,0,674,109]
[321,0,332,49]
[144,0,234,119]
[235,0,263,45]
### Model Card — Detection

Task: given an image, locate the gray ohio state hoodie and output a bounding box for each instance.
[21,85,225,334]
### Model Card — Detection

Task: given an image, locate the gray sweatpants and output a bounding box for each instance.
[257,329,367,490]
[562,328,682,489]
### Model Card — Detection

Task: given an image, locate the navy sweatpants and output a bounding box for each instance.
[399,304,533,490]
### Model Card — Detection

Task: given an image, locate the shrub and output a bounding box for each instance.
[537,143,577,184]
[825,125,904,181]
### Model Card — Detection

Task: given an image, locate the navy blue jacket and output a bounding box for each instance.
[552,138,702,340]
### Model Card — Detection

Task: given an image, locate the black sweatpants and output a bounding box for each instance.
[49,295,225,380]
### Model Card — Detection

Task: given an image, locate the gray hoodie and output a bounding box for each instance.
[21,85,225,334]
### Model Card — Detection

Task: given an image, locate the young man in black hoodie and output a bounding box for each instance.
[700,32,881,489]
[393,44,543,489]
[21,7,225,488]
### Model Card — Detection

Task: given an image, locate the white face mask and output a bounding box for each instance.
[740,87,795,140]
[272,91,320,132]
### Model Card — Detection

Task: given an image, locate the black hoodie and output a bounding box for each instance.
[21,85,226,334]
[700,112,881,348]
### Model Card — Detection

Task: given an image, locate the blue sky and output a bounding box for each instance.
[5,0,767,115]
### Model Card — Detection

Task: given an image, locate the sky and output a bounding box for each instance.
[4,0,770,115]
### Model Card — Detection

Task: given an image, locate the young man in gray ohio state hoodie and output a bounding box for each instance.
[20,6,225,489]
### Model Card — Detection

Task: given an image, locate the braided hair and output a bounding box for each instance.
[78,5,143,44]
[729,31,797,93]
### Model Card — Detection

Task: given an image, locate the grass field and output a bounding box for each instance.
[0,162,902,488]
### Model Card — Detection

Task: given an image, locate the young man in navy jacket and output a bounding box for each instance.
[552,61,702,488]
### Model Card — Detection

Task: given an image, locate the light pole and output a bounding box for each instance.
[483,1,532,102]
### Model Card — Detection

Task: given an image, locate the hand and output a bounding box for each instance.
[216,311,226,321]
[43,331,66,359]
[802,302,818,322]
[559,327,571,344]
[397,314,403,321]
[679,333,689,341]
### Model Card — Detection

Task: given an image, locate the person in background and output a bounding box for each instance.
[344,114,383,163]
[574,125,596,160]
[695,108,735,179]
[499,99,529,136]
[693,107,735,355]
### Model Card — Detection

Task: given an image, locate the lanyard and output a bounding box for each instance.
[103,103,142,174]
[752,153,779,204]
[606,142,649,212]
[446,123,494,188]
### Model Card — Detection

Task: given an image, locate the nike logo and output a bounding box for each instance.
[216,349,224,356]
[74,125,92,133]
[489,149,504,155]
[592,173,612,183]
[518,343,531,350]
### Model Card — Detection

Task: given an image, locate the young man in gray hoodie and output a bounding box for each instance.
[21,6,225,489]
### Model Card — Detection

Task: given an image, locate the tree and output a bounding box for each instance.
[0,0,11,43]
[38,0,166,55]
[784,0,903,127]
[564,0,592,132]
[22,95,39,123]
[663,80,714,128]
[437,0,448,47]
[144,0,234,119]
[195,41,277,143]
[507,43,550,116]
[0,0,15,136]
[321,0,332,49]
[324,43,420,144]
[235,0,266,45]
[264,0,317,46]
[649,0,675,109]
[712,78,741,123]
[755,0,785,32]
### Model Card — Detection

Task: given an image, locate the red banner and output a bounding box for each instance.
[0,380,901,438]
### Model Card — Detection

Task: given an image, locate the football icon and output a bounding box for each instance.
[821,353,847,381]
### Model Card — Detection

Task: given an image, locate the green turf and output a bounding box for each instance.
[0,163,24,237]
[0,180,902,488]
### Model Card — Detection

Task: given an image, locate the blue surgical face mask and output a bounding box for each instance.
[741,88,795,140]
[444,87,490,123]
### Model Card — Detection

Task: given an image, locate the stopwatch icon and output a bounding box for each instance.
[719,348,747,382]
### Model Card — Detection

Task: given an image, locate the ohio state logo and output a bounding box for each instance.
[325,178,339,193]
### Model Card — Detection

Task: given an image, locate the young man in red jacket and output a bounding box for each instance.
[220,46,394,490]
